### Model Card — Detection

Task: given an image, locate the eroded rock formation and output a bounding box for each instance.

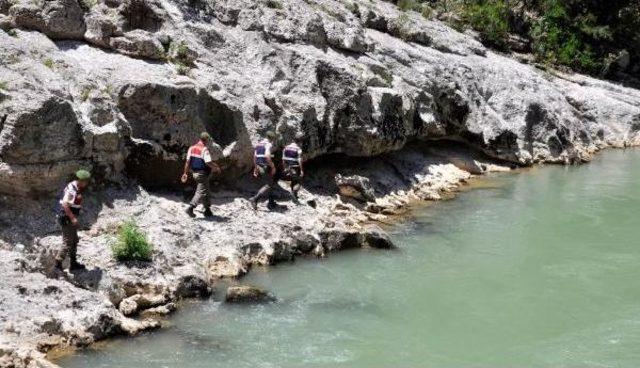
[1,0,640,366]
[1,0,639,196]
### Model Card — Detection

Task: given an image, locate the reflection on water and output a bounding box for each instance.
[59,149,640,368]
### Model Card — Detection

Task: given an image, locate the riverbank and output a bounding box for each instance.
[2,0,640,365]
[57,148,640,368]
[0,142,510,368]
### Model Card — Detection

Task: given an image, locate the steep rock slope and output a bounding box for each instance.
[1,0,639,196]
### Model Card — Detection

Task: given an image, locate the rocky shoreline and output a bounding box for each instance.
[2,0,640,366]
[0,142,515,368]
[3,141,638,368]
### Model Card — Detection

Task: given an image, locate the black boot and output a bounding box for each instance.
[203,208,213,217]
[249,197,258,210]
[185,206,196,218]
[51,260,64,278]
[70,260,85,271]
[267,199,277,210]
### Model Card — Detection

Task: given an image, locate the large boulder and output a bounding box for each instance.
[225,285,275,303]
[335,174,376,202]
[9,0,86,39]
[0,95,87,196]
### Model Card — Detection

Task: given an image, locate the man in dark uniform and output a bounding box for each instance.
[282,133,305,201]
[181,132,221,218]
[54,170,91,273]
[250,131,277,210]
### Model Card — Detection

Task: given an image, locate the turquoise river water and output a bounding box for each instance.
[59,149,640,368]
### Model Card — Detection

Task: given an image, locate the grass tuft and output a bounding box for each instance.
[111,220,153,262]
[43,58,54,69]
[265,0,283,10]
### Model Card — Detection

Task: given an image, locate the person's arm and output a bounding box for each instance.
[62,202,78,225]
[253,154,259,177]
[299,151,304,177]
[181,157,190,183]
[203,148,220,174]
[61,187,78,225]
[266,151,276,176]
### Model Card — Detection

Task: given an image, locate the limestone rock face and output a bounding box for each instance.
[2,0,640,196]
[9,0,86,40]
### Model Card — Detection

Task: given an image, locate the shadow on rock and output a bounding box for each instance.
[197,214,231,223]
[67,267,104,291]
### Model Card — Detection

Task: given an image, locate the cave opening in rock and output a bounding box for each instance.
[121,0,164,33]
[119,84,245,189]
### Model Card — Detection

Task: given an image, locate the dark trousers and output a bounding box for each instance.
[190,172,211,208]
[284,166,302,198]
[57,218,78,264]
[252,166,275,205]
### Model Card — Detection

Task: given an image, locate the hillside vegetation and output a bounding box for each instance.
[395,0,640,85]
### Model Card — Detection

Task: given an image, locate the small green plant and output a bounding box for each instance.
[79,0,96,9]
[0,81,7,91]
[43,58,54,69]
[397,0,421,12]
[104,84,113,95]
[396,12,411,40]
[6,29,18,37]
[421,4,432,19]
[265,0,283,9]
[111,220,153,262]
[380,71,393,85]
[344,2,359,15]
[176,63,190,76]
[174,41,189,62]
[80,86,92,102]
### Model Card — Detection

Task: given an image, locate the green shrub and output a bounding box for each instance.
[80,86,92,102]
[176,63,190,76]
[6,29,17,37]
[175,42,189,60]
[111,221,153,262]
[43,58,54,69]
[462,0,510,49]
[265,0,283,9]
[0,81,7,91]
[530,0,605,75]
[79,0,96,9]
[397,0,421,12]
[344,2,359,15]
[421,5,432,19]
[396,12,411,40]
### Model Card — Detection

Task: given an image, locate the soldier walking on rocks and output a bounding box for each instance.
[54,170,91,274]
[181,132,221,218]
[250,131,277,210]
[282,133,305,201]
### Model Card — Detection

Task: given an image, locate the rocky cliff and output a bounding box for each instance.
[1,0,640,367]
[1,0,639,196]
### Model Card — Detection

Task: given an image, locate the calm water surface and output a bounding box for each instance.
[59,150,640,368]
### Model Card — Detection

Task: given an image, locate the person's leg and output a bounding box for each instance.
[266,174,276,208]
[202,175,211,208]
[56,221,75,269]
[187,173,206,217]
[190,173,206,207]
[68,227,81,269]
[202,175,213,217]
[290,168,302,200]
[291,179,301,200]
